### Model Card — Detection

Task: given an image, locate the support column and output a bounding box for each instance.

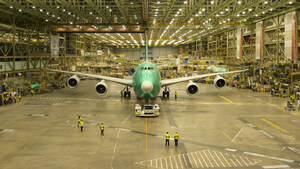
[236,28,242,59]
[284,11,296,60]
[255,21,263,60]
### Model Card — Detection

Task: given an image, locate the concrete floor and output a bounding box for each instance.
[0,79,300,169]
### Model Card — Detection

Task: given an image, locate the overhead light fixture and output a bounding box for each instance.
[237,14,240,17]
[40,9,43,12]
[57,6,60,8]
[10,6,13,8]
[264,1,268,4]
[225,8,229,11]
[157,1,160,4]
[19,9,22,12]
[262,12,265,14]
[270,9,273,11]
[63,9,66,12]
[156,9,158,11]
[220,11,224,14]
[255,14,258,16]
[90,12,92,14]
[179,8,182,11]
[289,1,293,4]
[184,1,187,4]
[202,8,205,11]
[242,11,246,14]
[211,1,214,4]
[216,14,219,17]
[46,12,49,15]
[68,12,71,15]
[248,8,252,11]
[106,6,109,8]
[237,1,241,4]
[32,6,35,8]
[109,9,112,12]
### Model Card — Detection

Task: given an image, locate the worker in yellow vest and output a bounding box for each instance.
[100,123,104,135]
[175,91,178,99]
[30,89,34,96]
[80,121,84,132]
[174,132,179,146]
[165,132,170,146]
[77,116,82,128]
[18,94,21,102]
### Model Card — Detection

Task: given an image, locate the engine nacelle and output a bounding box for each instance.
[213,76,226,88]
[95,81,108,95]
[67,75,80,88]
[185,82,199,96]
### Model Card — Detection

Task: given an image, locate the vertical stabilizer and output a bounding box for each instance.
[145,35,148,61]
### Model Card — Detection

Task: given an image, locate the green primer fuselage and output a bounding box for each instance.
[132,61,161,99]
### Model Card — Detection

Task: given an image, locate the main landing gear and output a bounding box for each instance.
[122,86,131,98]
[162,86,170,98]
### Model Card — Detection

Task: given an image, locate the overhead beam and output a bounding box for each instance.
[56,0,91,21]
[52,27,145,33]
[163,0,177,22]
[199,0,235,22]
[0,0,57,22]
[114,0,128,22]
[26,0,69,21]
[0,8,38,23]
[182,0,206,22]
[85,0,109,22]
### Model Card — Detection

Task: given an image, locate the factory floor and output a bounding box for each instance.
[0,80,299,169]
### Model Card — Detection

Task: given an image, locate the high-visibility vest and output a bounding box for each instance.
[100,125,104,130]
[165,134,170,139]
[80,121,83,127]
[19,95,21,99]
[174,134,179,139]
[175,92,177,95]
[78,117,82,122]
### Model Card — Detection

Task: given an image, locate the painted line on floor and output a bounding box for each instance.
[222,132,236,144]
[261,118,290,134]
[287,147,300,155]
[219,95,234,103]
[243,152,294,163]
[276,106,283,110]
[224,148,237,152]
[262,165,290,168]
[232,128,244,142]
[290,112,297,115]
[257,130,274,139]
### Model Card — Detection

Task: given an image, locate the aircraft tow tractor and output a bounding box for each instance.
[135,104,160,117]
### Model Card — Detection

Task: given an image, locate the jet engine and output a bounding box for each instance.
[95,81,108,95]
[67,75,80,88]
[185,82,199,96]
[213,75,226,88]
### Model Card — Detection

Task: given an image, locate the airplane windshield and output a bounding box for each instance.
[141,67,154,70]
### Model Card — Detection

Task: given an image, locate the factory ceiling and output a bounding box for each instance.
[0,0,299,47]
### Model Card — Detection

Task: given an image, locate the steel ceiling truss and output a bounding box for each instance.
[0,0,298,47]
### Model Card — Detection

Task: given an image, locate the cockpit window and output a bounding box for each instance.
[141,67,154,70]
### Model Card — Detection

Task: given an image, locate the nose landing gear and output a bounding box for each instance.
[122,86,131,98]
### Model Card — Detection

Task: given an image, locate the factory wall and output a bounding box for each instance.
[114,47,179,59]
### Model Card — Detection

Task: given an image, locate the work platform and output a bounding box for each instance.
[0,80,299,169]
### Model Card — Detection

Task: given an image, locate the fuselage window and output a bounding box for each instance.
[141,67,154,70]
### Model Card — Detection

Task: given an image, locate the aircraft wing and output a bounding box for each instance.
[161,69,248,86]
[47,69,133,86]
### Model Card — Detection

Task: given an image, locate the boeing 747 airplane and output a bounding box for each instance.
[48,38,247,99]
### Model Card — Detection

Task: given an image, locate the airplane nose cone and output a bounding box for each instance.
[141,81,153,93]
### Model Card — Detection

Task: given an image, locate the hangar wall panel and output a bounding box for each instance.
[285,11,296,60]
[256,22,263,60]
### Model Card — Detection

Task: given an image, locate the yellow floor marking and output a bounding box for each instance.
[261,118,290,134]
[219,95,234,103]
[266,102,270,105]
[290,112,297,115]
[222,132,236,144]
[256,98,262,101]
[276,107,283,110]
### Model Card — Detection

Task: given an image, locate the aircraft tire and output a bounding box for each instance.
[128,91,131,97]
[167,91,169,98]
[124,91,127,97]
[162,91,165,97]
